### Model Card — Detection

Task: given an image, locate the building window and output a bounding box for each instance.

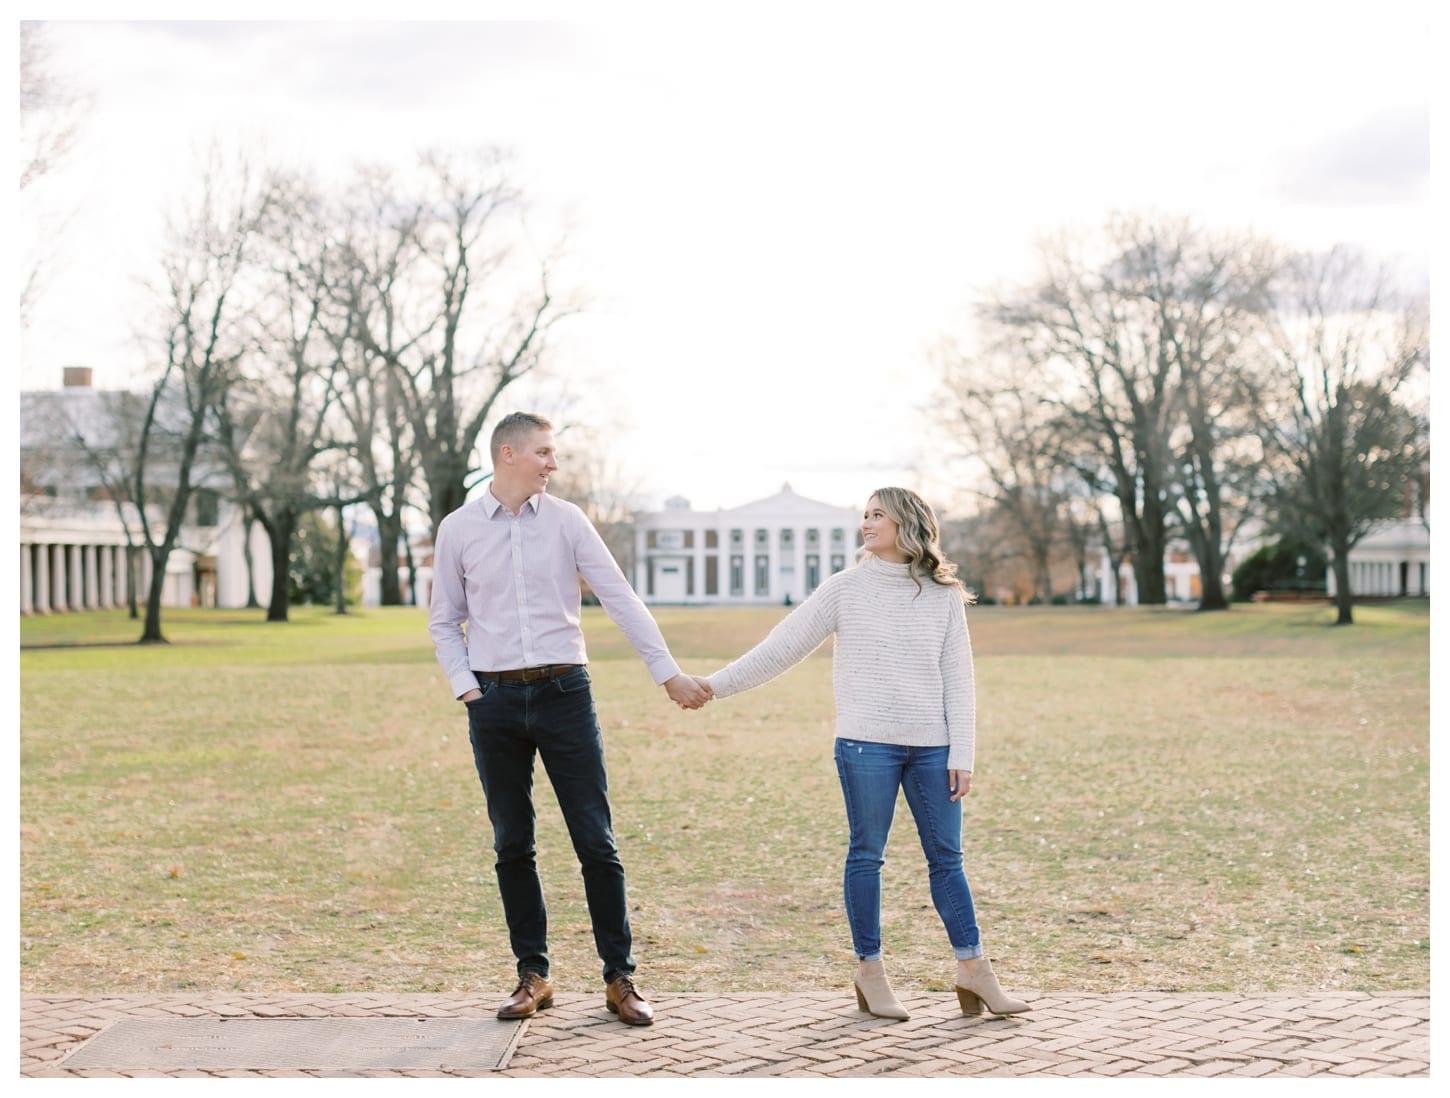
[730,555,744,596]
[705,555,719,595]
[705,529,719,549]
[647,530,658,549]
[754,528,768,548]
[683,530,695,549]
[754,555,769,596]
[658,530,685,549]
[831,528,845,545]
[806,554,820,593]
[806,528,819,547]
[831,554,845,575]
[731,528,743,547]
[780,528,794,549]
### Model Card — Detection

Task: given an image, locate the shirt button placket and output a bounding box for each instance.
[512,518,533,665]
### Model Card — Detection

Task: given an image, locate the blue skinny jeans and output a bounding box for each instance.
[833,738,984,962]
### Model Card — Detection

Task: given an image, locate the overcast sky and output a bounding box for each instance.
[16,1,1435,514]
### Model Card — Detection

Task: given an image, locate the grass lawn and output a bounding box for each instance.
[19,600,1429,997]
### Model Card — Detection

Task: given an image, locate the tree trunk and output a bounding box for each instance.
[1134,499,1169,604]
[405,534,419,607]
[126,544,140,619]
[265,508,298,622]
[1035,550,1053,602]
[140,550,168,643]
[1330,540,1355,625]
[429,472,468,541]
[333,503,349,615]
[1196,543,1230,611]
[374,506,404,606]
[241,512,262,609]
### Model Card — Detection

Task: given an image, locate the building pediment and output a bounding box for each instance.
[712,484,855,520]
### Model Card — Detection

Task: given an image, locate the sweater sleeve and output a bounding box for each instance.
[707,579,840,699]
[942,595,977,771]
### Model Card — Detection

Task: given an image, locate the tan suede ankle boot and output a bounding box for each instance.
[955,956,1030,1015]
[854,959,909,1020]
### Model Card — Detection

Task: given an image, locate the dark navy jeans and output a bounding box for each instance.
[465,665,636,985]
[833,738,984,962]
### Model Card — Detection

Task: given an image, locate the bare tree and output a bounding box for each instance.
[981,214,1278,608]
[1256,247,1429,624]
[335,166,428,606]
[1146,223,1280,610]
[349,150,578,539]
[212,172,352,622]
[133,154,272,642]
[935,347,1070,601]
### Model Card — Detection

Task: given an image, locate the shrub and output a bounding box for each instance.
[1231,538,1328,601]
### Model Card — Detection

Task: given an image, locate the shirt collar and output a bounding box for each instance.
[481,485,543,518]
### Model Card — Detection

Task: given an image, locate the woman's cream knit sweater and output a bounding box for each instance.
[706,555,977,771]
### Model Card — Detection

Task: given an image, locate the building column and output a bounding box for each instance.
[800,525,812,600]
[20,544,34,615]
[66,544,82,610]
[99,546,115,608]
[84,545,100,609]
[34,545,50,614]
[693,528,705,603]
[50,545,67,613]
[767,524,780,603]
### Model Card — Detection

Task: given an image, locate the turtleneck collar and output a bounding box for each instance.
[864,553,913,574]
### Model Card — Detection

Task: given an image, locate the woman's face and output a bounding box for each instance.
[861,496,903,561]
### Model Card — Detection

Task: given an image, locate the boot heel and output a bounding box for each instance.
[855,984,868,1013]
[956,986,983,1014]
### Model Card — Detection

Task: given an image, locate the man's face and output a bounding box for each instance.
[505,428,558,493]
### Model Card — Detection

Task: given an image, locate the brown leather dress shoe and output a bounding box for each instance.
[497,972,554,1019]
[605,974,654,1026]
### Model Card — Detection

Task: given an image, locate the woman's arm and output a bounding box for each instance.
[706,579,841,699]
[941,596,977,773]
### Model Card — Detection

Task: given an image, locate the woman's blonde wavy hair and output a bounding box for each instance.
[866,487,974,603]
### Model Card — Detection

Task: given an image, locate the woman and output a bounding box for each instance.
[703,487,1028,1021]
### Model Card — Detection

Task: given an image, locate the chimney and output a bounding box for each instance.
[63,366,93,388]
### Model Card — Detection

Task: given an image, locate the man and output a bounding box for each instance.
[429,411,709,1027]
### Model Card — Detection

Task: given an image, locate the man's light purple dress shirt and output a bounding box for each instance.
[429,489,682,699]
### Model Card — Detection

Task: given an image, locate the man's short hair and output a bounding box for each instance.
[490,412,554,464]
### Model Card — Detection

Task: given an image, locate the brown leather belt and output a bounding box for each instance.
[476,664,582,683]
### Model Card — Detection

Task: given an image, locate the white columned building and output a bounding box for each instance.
[19,367,282,615]
[632,484,862,606]
[1328,515,1431,598]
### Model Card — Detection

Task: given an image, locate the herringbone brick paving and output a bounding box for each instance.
[19,991,1428,1078]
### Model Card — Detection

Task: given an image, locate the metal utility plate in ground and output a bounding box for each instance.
[60,1016,525,1072]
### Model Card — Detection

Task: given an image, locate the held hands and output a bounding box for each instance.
[664,673,714,710]
[948,769,973,802]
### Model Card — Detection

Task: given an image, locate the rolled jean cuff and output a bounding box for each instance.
[857,951,884,963]
[953,945,985,960]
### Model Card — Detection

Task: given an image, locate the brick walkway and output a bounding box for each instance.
[20,990,1429,1078]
